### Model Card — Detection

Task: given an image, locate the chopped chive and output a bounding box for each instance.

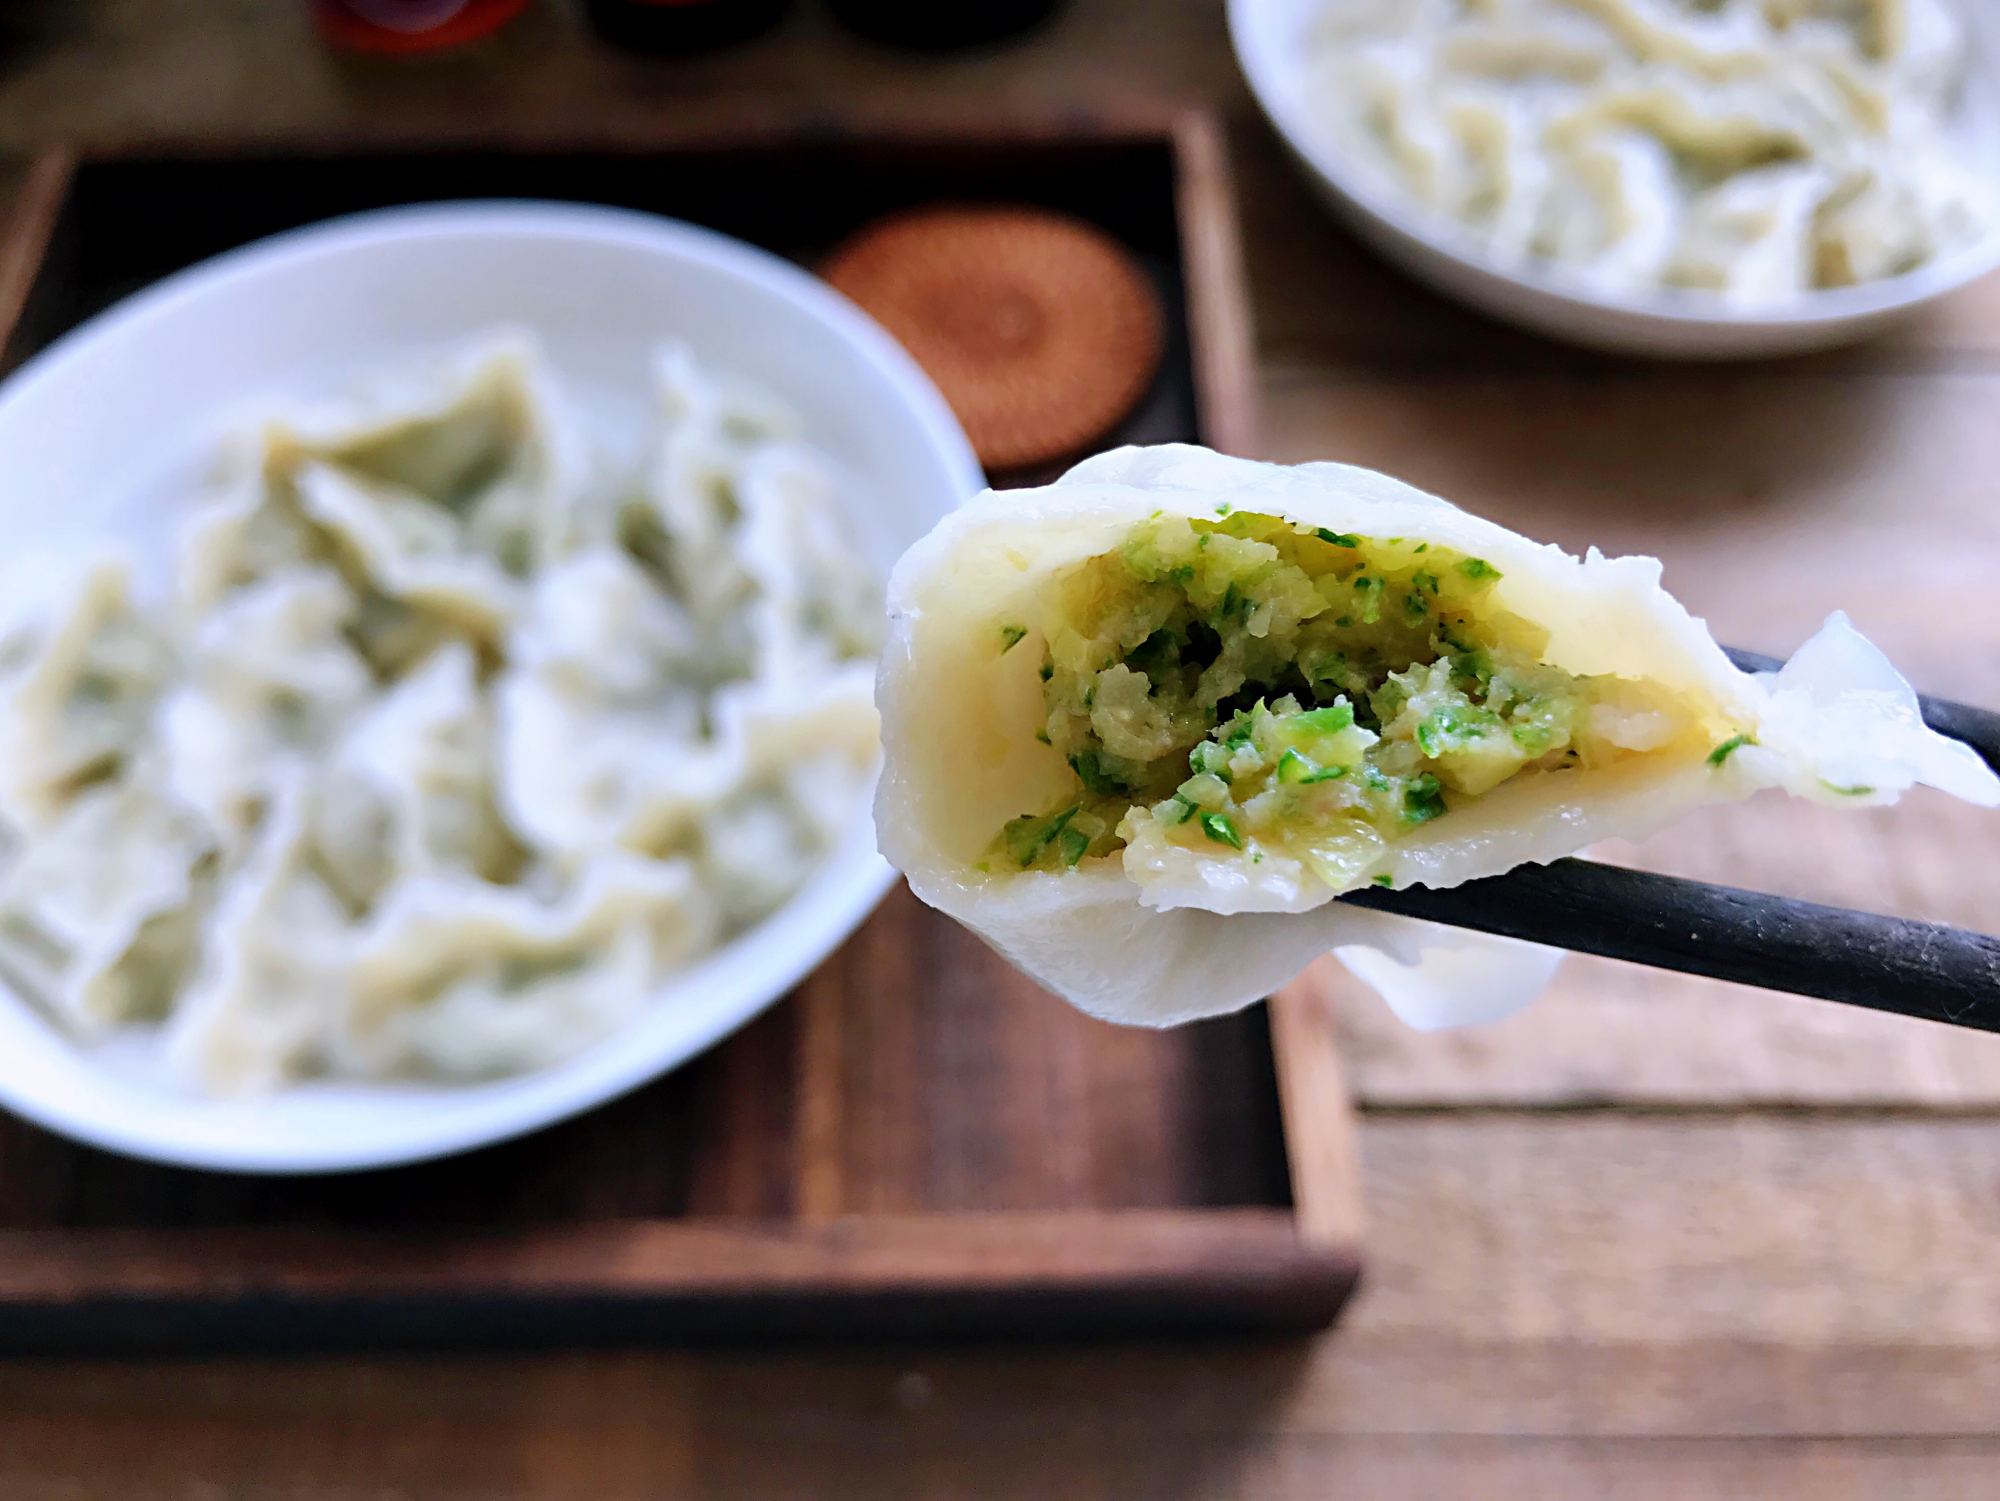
[1302,764,1347,784]
[1403,773,1447,826]
[1199,812,1243,848]
[1292,702,1355,733]
[1412,570,1439,595]
[1822,780,1875,797]
[1059,826,1091,866]
[1352,575,1383,624]
[1000,624,1028,653]
[1402,591,1428,625]
[1316,528,1362,548]
[1216,502,1233,516]
[1069,748,1130,796]
[1457,557,1502,582]
[1413,543,1428,553]
[1707,733,1752,767]
[974,862,990,874]
[1372,873,1393,887]
[1334,615,1353,628]
[1168,564,1195,587]
[1160,794,1197,826]
[1276,748,1318,784]
[1007,806,1079,868]
[1190,741,1233,779]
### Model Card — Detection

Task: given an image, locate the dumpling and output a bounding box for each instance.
[292,460,519,650]
[173,433,328,624]
[312,641,523,911]
[0,557,174,835]
[494,546,705,857]
[495,545,879,872]
[0,767,211,1038]
[627,344,880,687]
[164,776,359,1093]
[874,446,2000,1027]
[332,853,718,1080]
[265,333,590,581]
[157,565,374,851]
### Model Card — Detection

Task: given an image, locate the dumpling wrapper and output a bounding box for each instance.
[875,446,2000,1030]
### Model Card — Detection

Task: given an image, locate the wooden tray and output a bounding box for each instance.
[0,111,1362,1353]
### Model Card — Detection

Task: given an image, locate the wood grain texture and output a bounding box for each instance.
[1173,109,1258,459]
[7,1112,2000,1497]
[1267,961,1365,1248]
[0,146,68,367]
[0,1208,1331,1301]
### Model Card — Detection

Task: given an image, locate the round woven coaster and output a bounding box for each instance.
[822,205,1165,472]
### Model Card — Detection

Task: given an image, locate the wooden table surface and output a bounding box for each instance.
[6,2,2000,1495]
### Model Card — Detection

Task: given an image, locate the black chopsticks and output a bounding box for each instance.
[1328,650,2000,1032]
[1342,858,2000,1034]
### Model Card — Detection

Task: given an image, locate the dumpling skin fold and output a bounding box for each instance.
[874,445,2000,1029]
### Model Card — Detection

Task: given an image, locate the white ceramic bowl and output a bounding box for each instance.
[0,201,981,1173]
[1230,0,2000,358]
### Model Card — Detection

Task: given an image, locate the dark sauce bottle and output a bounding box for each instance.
[583,0,793,53]
[827,0,1061,50]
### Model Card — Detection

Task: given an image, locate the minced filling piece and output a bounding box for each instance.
[990,510,1696,887]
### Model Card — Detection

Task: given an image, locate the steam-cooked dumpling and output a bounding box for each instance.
[157,565,373,850]
[293,461,519,650]
[495,547,703,856]
[0,769,211,1037]
[497,546,879,930]
[875,446,2000,1028]
[267,334,590,580]
[164,778,358,1093]
[629,345,880,686]
[313,642,522,911]
[0,558,174,835]
[333,854,717,1080]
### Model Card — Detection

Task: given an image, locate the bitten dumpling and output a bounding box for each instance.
[874,446,2000,1028]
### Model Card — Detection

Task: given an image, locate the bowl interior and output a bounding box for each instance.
[1229,0,2000,348]
[0,201,981,1172]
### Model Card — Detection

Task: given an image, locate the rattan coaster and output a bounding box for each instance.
[822,205,1165,472]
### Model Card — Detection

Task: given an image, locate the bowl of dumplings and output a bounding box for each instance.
[1230,0,2000,357]
[0,201,981,1171]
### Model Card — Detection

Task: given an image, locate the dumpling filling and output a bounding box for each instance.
[988,510,1729,891]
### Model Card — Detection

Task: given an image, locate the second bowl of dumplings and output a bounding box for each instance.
[1229,0,2000,356]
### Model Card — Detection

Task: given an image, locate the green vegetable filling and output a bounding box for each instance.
[986,510,1725,884]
